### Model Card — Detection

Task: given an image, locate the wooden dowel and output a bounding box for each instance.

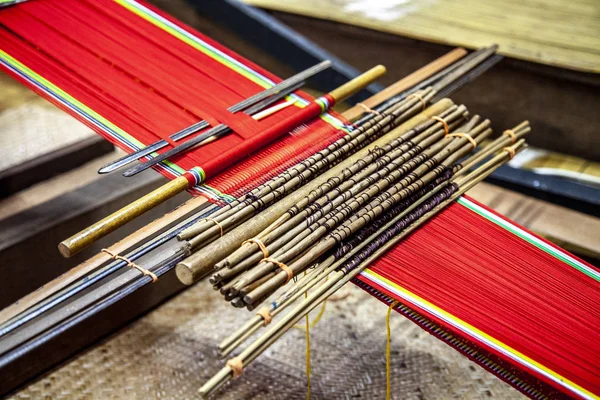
[329,65,386,102]
[58,176,190,258]
[344,48,467,120]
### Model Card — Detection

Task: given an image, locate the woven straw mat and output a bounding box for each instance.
[10,283,522,399]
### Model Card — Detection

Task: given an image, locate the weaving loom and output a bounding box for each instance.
[0,0,598,399]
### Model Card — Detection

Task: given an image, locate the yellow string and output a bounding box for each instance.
[386,300,400,400]
[294,300,327,330]
[304,271,312,400]
[305,303,311,400]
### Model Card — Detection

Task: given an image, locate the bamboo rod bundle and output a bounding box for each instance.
[226,119,493,307]
[218,127,529,356]
[175,100,454,284]
[209,113,473,295]
[178,88,435,246]
[199,139,527,398]
[220,117,486,283]
[212,105,468,273]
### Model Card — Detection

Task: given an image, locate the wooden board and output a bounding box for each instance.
[242,0,600,74]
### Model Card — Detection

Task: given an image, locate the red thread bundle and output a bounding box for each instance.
[0,0,343,185]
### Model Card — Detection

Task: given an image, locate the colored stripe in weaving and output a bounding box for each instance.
[0,0,348,200]
[357,197,600,399]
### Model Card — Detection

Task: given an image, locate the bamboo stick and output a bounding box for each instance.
[199,142,525,398]
[175,99,455,284]
[58,66,387,258]
[216,116,470,292]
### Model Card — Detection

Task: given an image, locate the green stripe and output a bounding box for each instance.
[457,197,600,283]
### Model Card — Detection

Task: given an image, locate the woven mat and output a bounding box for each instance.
[10,284,521,399]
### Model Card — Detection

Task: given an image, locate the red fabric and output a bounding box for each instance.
[357,199,600,398]
[0,0,342,179]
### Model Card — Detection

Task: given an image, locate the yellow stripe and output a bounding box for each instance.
[363,269,599,400]
[114,0,271,89]
[0,48,187,174]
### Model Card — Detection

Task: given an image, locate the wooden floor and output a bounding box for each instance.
[243,0,600,74]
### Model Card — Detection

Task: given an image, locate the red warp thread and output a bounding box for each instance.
[357,198,600,398]
[0,0,342,183]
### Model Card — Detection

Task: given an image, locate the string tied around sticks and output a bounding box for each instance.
[226,357,244,378]
[431,116,449,136]
[101,248,158,282]
[503,129,517,144]
[261,257,294,284]
[242,237,269,259]
[503,146,516,159]
[356,102,381,116]
[256,307,272,326]
[447,132,477,150]
[201,217,223,237]
[408,93,426,111]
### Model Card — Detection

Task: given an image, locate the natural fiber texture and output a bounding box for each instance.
[9,284,522,399]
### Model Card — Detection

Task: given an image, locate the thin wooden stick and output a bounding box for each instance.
[344,47,467,120]
[175,100,455,284]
